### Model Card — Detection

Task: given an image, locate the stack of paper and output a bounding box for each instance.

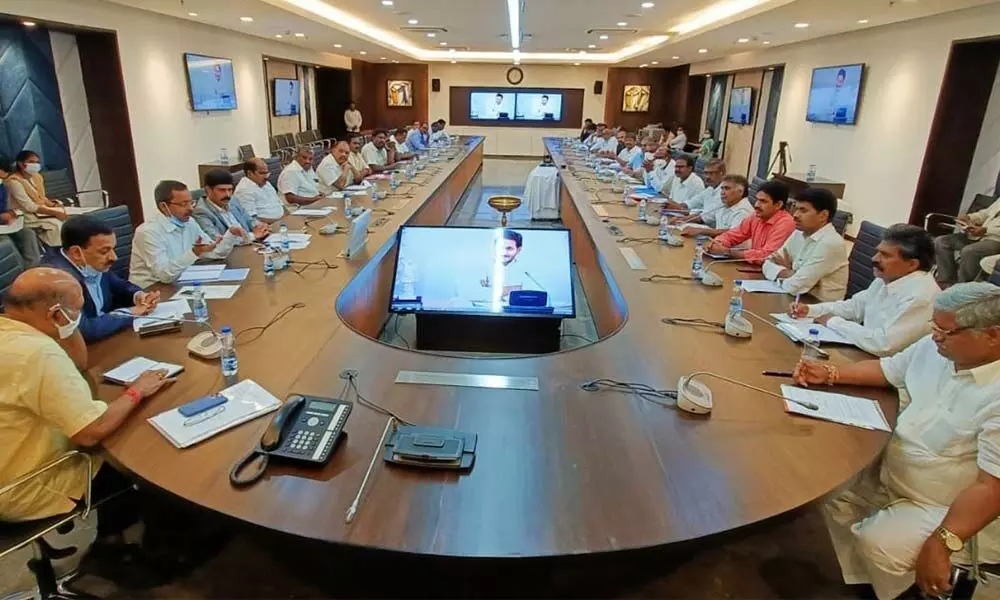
[740,280,786,294]
[170,285,241,300]
[263,232,311,251]
[104,356,184,385]
[781,385,891,432]
[178,265,225,283]
[132,299,191,332]
[292,207,335,217]
[776,322,853,345]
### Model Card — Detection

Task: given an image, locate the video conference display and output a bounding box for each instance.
[273,78,300,117]
[390,226,575,318]
[806,64,864,125]
[728,87,753,125]
[184,53,237,111]
[470,91,564,121]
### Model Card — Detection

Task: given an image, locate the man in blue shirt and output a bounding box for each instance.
[405,122,429,151]
[42,215,160,342]
[0,154,42,266]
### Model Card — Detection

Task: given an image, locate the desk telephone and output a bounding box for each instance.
[229,394,352,486]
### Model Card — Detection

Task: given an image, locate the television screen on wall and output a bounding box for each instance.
[728,87,754,125]
[273,78,300,117]
[514,93,563,121]
[806,64,865,125]
[470,91,516,120]
[184,53,237,111]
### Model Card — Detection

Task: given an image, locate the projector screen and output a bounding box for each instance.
[184,53,237,111]
[728,87,753,125]
[390,226,576,318]
[515,92,563,121]
[273,78,300,117]
[470,91,515,120]
[806,64,865,125]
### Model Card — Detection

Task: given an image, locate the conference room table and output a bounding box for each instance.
[87,135,898,562]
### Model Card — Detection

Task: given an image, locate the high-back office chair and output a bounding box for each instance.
[748,175,766,200]
[89,205,133,279]
[0,236,25,309]
[694,156,708,178]
[191,188,206,203]
[990,261,1000,286]
[238,144,255,162]
[40,170,110,208]
[832,210,852,237]
[264,156,282,189]
[846,221,886,299]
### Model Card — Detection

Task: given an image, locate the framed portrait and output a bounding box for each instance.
[387,80,413,107]
[622,85,651,113]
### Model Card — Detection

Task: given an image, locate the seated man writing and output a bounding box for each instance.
[933,195,1000,286]
[42,216,160,342]
[706,180,796,263]
[129,180,240,288]
[789,224,940,356]
[760,187,849,302]
[233,158,286,225]
[795,282,1000,600]
[192,169,269,244]
[316,141,354,195]
[277,146,324,206]
[361,129,396,174]
[678,175,754,241]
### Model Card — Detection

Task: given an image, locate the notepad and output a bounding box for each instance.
[292,207,335,216]
[148,379,282,449]
[177,264,226,283]
[740,280,786,294]
[171,285,240,300]
[776,322,853,345]
[132,299,191,332]
[781,386,891,432]
[104,356,184,385]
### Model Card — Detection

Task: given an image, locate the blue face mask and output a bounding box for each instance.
[80,263,102,283]
[169,215,187,228]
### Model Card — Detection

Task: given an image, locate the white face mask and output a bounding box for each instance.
[50,305,81,339]
[654,159,668,169]
[25,163,42,175]
[644,152,656,161]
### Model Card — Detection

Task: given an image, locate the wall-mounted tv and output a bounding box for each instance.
[470,91,515,120]
[806,63,865,125]
[389,226,576,318]
[273,78,300,117]
[728,87,754,125]
[514,92,563,121]
[184,53,237,111]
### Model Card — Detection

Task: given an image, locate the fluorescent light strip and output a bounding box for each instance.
[507,0,520,50]
[669,0,773,35]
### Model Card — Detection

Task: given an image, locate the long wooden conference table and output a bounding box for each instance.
[89,136,897,560]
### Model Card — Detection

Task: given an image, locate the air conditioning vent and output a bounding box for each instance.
[586,28,639,35]
[400,26,448,34]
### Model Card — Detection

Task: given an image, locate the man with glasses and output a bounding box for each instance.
[233,158,286,224]
[677,175,754,242]
[128,180,239,288]
[794,282,1000,599]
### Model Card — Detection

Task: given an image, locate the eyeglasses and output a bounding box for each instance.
[929,321,971,338]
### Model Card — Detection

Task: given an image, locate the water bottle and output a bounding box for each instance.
[728,281,744,318]
[691,240,705,279]
[263,250,275,279]
[801,328,824,361]
[390,170,399,190]
[220,326,239,379]
[658,215,670,240]
[279,221,290,252]
[344,194,353,218]
[806,164,817,182]
[638,198,648,221]
[191,283,209,322]
[220,147,229,164]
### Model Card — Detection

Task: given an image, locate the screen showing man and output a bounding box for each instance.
[514,93,564,121]
[185,54,237,111]
[806,64,864,125]
[390,226,574,317]
[470,92,515,120]
[274,79,300,116]
[728,88,752,125]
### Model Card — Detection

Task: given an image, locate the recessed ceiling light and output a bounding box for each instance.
[187,12,198,16]
[427,32,436,37]
[857,18,869,24]
[275,34,283,38]
[599,34,609,40]
[671,55,680,59]
[380,56,387,60]
[294,32,305,37]
[588,44,597,48]
[573,62,581,66]
[794,22,809,28]
[449,48,456,53]
[766,67,774,71]
[439,41,447,46]
[240,16,254,22]
[639,63,648,68]
[360,51,367,55]
[263,57,269,61]
[334,43,343,48]
[698,48,708,53]
[641,1,655,7]
[651,60,659,65]
[408,19,419,24]
[382,0,394,5]
[762,40,771,45]
[579,50,587,55]
[617,21,628,26]
[450,60,457,64]
[737,37,750,43]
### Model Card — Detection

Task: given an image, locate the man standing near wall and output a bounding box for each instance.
[344,102,362,133]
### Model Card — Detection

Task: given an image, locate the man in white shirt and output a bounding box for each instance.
[389,128,415,161]
[430,119,451,145]
[640,145,676,196]
[316,141,353,195]
[480,229,531,302]
[233,158,285,224]
[789,224,940,356]
[794,282,1000,600]
[668,126,688,152]
[129,180,240,288]
[668,158,723,217]
[615,133,641,167]
[762,187,849,302]
[277,146,323,207]
[665,156,704,209]
[486,93,507,119]
[591,128,618,156]
[361,129,394,173]
[934,196,1000,285]
[348,135,373,181]
[678,175,753,243]
[344,101,363,133]
[622,137,657,179]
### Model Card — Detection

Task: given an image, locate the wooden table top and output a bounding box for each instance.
[90,136,897,559]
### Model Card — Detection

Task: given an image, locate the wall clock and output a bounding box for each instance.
[506,66,524,85]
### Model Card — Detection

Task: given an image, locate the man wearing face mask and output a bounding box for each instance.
[129,180,238,289]
[0,268,174,582]
[41,216,159,342]
[192,169,269,244]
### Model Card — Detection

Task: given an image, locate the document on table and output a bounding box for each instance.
[740,280,786,294]
[771,313,814,325]
[177,264,226,283]
[104,356,184,385]
[263,232,312,250]
[292,207,335,216]
[171,285,240,300]
[776,322,854,345]
[148,379,282,449]
[217,268,250,282]
[781,385,891,432]
[132,299,191,332]
[326,191,345,200]
[177,268,249,283]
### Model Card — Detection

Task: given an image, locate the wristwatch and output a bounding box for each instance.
[935,526,964,553]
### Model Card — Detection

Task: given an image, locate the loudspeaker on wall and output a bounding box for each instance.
[432,78,441,92]
[594,81,604,95]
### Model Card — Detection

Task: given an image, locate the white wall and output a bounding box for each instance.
[3,0,350,218]
[427,63,608,156]
[691,2,1000,230]
[49,31,102,202]
[963,62,1000,212]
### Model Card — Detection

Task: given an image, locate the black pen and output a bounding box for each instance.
[762,371,794,378]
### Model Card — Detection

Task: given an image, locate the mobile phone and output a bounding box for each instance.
[178,394,228,417]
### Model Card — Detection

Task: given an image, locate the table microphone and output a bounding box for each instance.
[676,370,819,415]
[699,258,745,287]
[110,311,222,359]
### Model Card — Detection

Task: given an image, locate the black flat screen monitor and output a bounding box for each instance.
[806,64,865,125]
[184,53,237,111]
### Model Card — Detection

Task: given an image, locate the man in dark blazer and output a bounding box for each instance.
[43,215,159,342]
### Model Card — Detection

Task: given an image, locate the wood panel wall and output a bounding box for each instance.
[265,59,301,136]
[722,70,766,177]
[350,59,429,131]
[604,65,694,133]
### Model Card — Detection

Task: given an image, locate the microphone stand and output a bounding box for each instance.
[110,310,218,342]
[680,370,818,412]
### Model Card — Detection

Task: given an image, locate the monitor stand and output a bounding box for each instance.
[415,313,561,354]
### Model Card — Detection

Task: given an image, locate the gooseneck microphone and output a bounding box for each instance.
[676,370,819,415]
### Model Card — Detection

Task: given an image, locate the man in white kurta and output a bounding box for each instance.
[666,156,704,209]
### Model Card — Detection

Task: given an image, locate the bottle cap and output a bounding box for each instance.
[221,326,232,333]
[735,280,743,285]
[193,282,202,287]
[809,328,820,335]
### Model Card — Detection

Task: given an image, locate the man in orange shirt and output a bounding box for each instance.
[706,180,795,263]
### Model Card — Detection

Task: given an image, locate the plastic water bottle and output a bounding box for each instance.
[658,215,670,240]
[728,281,744,318]
[191,283,209,322]
[390,171,399,190]
[263,250,275,279]
[344,195,353,218]
[278,221,290,252]
[638,198,648,221]
[220,326,239,379]
[806,164,817,182]
[801,328,824,361]
[220,147,230,164]
[691,240,705,279]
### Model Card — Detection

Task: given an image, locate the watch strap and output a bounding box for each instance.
[935,526,964,552]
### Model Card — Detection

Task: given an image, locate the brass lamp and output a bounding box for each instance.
[487,195,522,226]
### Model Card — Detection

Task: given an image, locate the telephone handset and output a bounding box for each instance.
[229,394,352,487]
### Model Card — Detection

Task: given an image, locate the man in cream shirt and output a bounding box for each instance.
[316,141,354,195]
[639,145,676,196]
[789,224,940,356]
[667,158,723,218]
[665,156,704,209]
[277,146,323,206]
[762,187,849,302]
[934,195,1000,285]
[348,135,373,181]
[233,158,286,224]
[361,129,394,173]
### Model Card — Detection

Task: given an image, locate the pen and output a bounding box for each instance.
[762,371,795,378]
[794,293,801,306]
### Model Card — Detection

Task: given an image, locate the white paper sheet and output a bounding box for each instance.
[104,356,183,384]
[132,299,191,332]
[171,285,240,300]
[177,264,225,283]
[776,322,853,345]
[781,385,891,432]
[292,207,335,216]
[217,268,250,282]
[771,312,814,325]
[740,280,786,294]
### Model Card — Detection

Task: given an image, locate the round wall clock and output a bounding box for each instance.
[506,66,524,85]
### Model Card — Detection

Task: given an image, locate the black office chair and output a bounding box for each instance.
[748,175,766,200]
[88,205,133,279]
[0,236,25,310]
[40,170,109,208]
[990,261,1000,286]
[237,145,255,162]
[924,193,997,237]
[832,209,853,237]
[694,156,708,178]
[310,129,335,151]
[846,221,886,299]
[264,156,282,189]
[232,171,245,190]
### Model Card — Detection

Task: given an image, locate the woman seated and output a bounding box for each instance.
[696,128,717,159]
[4,150,67,247]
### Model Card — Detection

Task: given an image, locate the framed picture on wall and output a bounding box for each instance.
[622,85,650,113]
[388,80,414,107]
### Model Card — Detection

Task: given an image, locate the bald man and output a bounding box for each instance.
[233,158,287,224]
[0,268,174,581]
[316,141,354,196]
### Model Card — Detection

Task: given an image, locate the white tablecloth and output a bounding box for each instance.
[525,165,560,221]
